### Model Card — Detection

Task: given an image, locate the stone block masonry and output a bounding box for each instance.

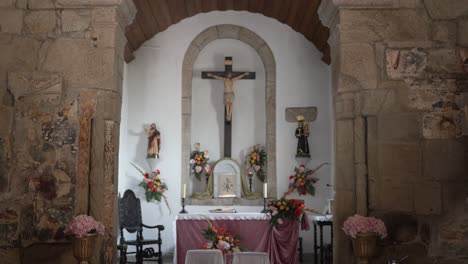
[0,0,136,263]
[319,0,468,263]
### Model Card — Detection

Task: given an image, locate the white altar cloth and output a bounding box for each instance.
[309,214,333,222]
[176,212,267,221]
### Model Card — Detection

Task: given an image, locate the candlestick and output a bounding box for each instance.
[248,172,253,192]
[260,198,267,213]
[179,198,188,214]
[182,184,186,199]
[263,183,267,198]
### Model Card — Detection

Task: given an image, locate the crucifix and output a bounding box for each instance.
[202,56,256,158]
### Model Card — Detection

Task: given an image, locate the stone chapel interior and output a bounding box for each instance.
[0,0,467,263]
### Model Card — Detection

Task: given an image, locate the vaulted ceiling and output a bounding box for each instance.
[124,0,330,64]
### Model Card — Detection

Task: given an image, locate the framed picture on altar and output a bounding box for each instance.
[217,173,237,197]
[213,159,241,198]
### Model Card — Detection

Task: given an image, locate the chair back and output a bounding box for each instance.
[185,249,224,264]
[118,189,143,233]
[233,252,270,264]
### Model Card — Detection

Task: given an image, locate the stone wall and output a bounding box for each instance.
[0,0,135,263]
[319,0,468,263]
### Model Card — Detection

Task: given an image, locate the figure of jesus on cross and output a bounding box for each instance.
[202,57,256,123]
[207,71,248,121]
[202,56,256,157]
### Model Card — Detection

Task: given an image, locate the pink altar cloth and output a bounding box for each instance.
[175,214,309,264]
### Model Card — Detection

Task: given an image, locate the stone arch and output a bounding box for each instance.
[181,24,277,201]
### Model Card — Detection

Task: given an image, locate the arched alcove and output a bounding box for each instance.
[181,24,277,204]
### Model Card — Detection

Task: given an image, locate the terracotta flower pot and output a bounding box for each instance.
[71,234,97,264]
[351,232,378,264]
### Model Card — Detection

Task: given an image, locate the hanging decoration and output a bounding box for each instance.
[284,163,328,197]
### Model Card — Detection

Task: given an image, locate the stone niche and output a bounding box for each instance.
[181,24,277,205]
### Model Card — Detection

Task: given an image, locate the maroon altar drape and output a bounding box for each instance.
[176,214,309,264]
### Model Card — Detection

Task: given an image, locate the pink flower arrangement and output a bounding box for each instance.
[342,214,387,239]
[190,143,210,181]
[65,214,105,238]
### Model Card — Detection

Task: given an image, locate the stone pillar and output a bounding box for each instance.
[0,0,135,263]
[319,0,468,263]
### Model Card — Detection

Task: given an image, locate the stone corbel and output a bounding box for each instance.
[318,0,421,26]
[331,0,400,8]
[55,0,136,27]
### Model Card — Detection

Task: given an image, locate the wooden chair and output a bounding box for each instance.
[118,189,164,264]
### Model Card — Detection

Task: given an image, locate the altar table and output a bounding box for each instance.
[175,213,308,264]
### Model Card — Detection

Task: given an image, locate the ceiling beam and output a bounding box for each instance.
[233,0,248,11]
[124,0,331,64]
[263,0,283,20]
[167,0,188,24]
[148,0,172,32]
[201,0,218,13]
[133,0,159,38]
[218,0,234,11]
[248,0,265,14]
[185,0,202,17]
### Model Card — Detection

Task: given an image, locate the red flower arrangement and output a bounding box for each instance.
[202,222,245,255]
[284,163,328,197]
[266,197,306,226]
[131,163,170,212]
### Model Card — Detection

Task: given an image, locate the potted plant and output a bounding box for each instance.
[65,214,105,264]
[342,214,387,264]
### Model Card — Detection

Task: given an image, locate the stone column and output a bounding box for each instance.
[319,0,468,263]
[0,0,135,263]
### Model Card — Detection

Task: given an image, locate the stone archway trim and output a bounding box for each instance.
[181,24,277,202]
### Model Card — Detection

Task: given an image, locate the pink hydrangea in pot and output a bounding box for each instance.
[66,214,105,264]
[342,214,387,264]
[65,214,105,238]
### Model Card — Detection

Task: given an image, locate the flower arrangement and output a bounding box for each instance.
[202,222,245,255]
[190,143,211,181]
[342,214,387,239]
[65,214,105,238]
[244,144,266,182]
[284,163,328,197]
[266,197,306,226]
[131,163,170,211]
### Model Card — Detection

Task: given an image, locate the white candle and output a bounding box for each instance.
[183,184,186,199]
[263,183,267,198]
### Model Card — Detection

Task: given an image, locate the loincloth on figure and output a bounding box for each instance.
[224,92,234,104]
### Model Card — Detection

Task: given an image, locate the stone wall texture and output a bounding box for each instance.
[320,0,468,263]
[0,0,135,263]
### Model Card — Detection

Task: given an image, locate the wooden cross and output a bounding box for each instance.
[201,56,256,158]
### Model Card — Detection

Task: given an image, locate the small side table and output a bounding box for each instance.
[312,215,333,264]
